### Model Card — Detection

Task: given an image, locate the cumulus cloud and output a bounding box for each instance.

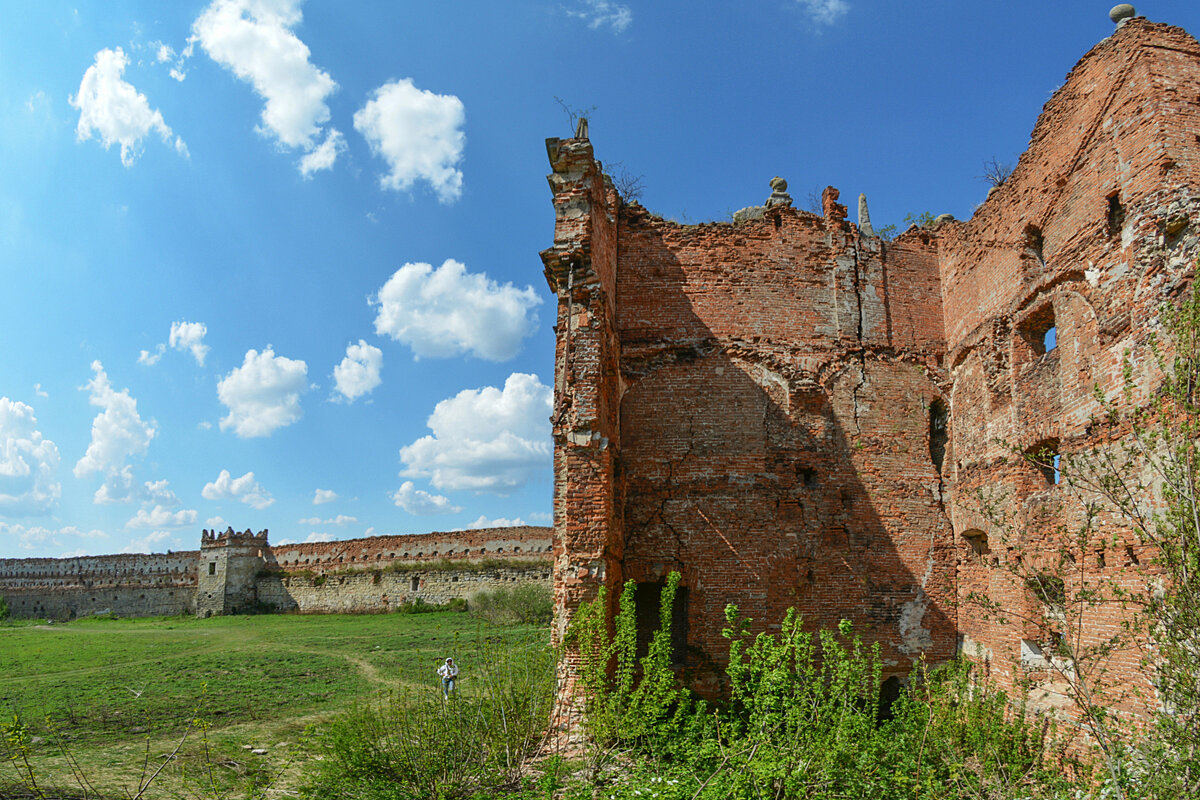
[465,515,527,529]
[299,129,346,178]
[354,78,465,202]
[142,321,209,366]
[0,398,62,517]
[93,466,181,506]
[217,347,307,437]
[126,505,198,530]
[70,47,187,166]
[121,529,177,553]
[138,345,165,366]
[193,0,343,174]
[74,363,157,493]
[796,0,849,25]
[304,531,332,543]
[201,469,274,509]
[331,340,382,402]
[1,522,106,554]
[372,260,541,361]
[391,481,461,515]
[297,514,357,526]
[565,1,632,32]
[399,373,552,493]
[169,321,210,365]
[312,488,337,505]
[529,511,553,524]
[205,515,228,528]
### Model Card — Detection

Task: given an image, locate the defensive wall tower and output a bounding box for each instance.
[196,527,268,617]
[542,9,1200,723]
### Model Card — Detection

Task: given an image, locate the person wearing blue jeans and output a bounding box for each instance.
[437,657,459,699]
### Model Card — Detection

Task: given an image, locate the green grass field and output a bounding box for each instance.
[0,611,548,798]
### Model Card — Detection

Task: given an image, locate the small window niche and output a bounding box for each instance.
[1019,305,1057,356]
[1025,573,1066,616]
[410,576,420,592]
[1023,223,1045,266]
[1026,439,1061,486]
[961,529,989,557]
[208,561,216,576]
[1107,191,1125,238]
[928,398,949,473]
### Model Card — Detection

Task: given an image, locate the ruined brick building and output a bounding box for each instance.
[542,12,1200,716]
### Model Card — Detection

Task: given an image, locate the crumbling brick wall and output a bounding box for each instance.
[543,151,958,692]
[941,17,1200,720]
[543,15,1200,715]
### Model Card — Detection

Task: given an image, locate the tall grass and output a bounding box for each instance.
[469,584,552,626]
[301,633,556,800]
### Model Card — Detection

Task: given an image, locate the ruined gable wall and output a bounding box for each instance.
[611,200,956,687]
[942,18,1200,718]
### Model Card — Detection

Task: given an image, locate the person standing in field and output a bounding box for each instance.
[437,656,459,699]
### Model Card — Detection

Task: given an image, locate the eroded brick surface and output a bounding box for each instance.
[544,17,1200,719]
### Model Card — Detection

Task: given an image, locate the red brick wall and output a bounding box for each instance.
[942,18,1200,723]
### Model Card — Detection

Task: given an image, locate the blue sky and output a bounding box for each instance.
[2,1,1197,558]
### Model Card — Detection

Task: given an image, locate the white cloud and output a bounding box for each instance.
[217,347,307,437]
[169,321,210,365]
[126,505,198,530]
[155,43,177,63]
[205,515,228,528]
[121,529,177,553]
[565,1,633,33]
[299,128,345,177]
[312,488,337,505]
[391,481,462,515]
[529,511,553,524]
[796,0,849,25]
[362,526,376,537]
[466,515,527,530]
[353,78,465,202]
[74,363,157,493]
[372,260,541,361]
[92,466,180,506]
[399,373,552,493]
[1,522,106,553]
[332,339,382,402]
[304,531,332,543]
[34,384,48,399]
[138,345,165,366]
[0,398,61,517]
[201,469,274,509]
[193,0,343,173]
[298,514,357,526]
[70,47,187,166]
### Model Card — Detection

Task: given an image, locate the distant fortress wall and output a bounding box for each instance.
[0,552,199,619]
[0,527,553,620]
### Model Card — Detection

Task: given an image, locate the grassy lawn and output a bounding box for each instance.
[0,611,549,797]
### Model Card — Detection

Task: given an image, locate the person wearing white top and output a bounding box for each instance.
[437,657,459,699]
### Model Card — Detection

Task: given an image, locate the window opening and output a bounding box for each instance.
[1019,305,1057,356]
[411,576,420,592]
[928,398,948,472]
[878,676,903,722]
[1107,192,1125,237]
[1026,439,1060,486]
[1024,224,1045,266]
[1025,573,1066,614]
[961,529,989,557]
[208,562,216,575]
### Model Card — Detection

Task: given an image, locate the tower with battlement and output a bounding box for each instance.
[196,528,269,617]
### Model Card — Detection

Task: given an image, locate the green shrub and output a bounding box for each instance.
[568,572,1076,800]
[394,598,465,614]
[0,596,9,622]
[301,635,556,800]
[469,584,552,626]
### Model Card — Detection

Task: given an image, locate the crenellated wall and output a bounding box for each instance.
[0,527,552,620]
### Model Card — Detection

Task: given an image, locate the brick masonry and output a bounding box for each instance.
[0,526,552,619]
[543,16,1200,717]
